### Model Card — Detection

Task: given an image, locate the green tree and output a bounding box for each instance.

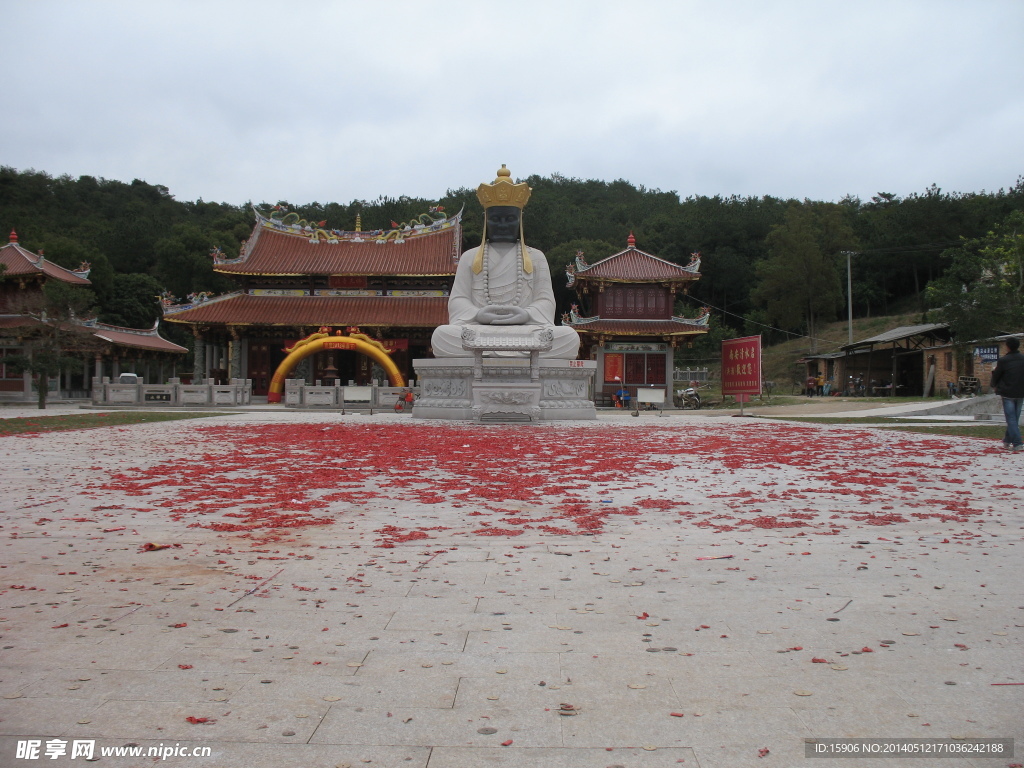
[926,210,1024,342]
[750,203,854,352]
[100,273,165,328]
[546,238,618,318]
[2,281,103,409]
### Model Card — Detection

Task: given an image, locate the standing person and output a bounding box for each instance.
[806,374,816,397]
[815,372,825,396]
[991,337,1024,451]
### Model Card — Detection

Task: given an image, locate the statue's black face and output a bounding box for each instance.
[486,206,520,243]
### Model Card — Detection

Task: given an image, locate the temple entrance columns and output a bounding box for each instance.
[193,333,206,383]
[229,328,243,380]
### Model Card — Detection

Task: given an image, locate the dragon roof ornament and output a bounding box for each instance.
[210,206,463,266]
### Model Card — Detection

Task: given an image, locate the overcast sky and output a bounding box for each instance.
[4,1,1022,208]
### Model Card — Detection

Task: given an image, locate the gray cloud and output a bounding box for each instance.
[4,0,1021,205]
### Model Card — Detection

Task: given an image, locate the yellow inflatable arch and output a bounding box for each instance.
[266,333,405,403]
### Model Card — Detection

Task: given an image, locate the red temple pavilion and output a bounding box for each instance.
[163,208,462,395]
[564,233,709,403]
[0,231,186,401]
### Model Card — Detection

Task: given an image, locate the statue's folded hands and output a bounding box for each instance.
[475,305,531,325]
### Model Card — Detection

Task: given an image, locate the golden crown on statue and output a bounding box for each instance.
[476,165,532,209]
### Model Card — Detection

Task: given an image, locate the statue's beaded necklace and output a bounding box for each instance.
[481,242,525,307]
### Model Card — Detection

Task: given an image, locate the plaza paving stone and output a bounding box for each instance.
[0,404,1020,767]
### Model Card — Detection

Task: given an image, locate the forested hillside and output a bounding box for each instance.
[2,166,1021,354]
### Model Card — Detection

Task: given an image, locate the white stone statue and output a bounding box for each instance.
[430,166,581,358]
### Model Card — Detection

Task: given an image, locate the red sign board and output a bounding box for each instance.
[721,336,762,396]
[323,340,356,351]
[603,353,624,383]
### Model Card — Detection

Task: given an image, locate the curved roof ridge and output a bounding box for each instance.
[86,318,163,335]
[574,245,700,281]
[162,290,244,316]
[0,242,92,285]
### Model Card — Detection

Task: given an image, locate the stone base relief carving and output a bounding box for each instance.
[412,358,596,422]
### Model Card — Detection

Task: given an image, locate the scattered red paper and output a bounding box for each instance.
[185,716,211,724]
[758,747,770,757]
[501,739,513,746]
[85,423,996,550]
[51,623,68,628]
[178,664,193,669]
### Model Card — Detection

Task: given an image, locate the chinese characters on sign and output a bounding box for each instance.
[721,335,762,396]
[974,345,999,363]
[603,353,624,384]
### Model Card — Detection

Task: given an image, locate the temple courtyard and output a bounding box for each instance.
[0,405,1020,767]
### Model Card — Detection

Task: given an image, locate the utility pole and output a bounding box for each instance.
[842,251,858,346]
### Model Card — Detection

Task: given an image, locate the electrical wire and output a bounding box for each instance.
[680,297,833,348]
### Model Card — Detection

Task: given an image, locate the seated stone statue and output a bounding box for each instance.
[430,166,581,359]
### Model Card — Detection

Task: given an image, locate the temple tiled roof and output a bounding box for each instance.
[0,238,92,285]
[86,321,187,353]
[570,238,700,283]
[0,314,185,353]
[214,209,462,277]
[163,293,449,327]
[566,318,710,336]
[0,315,44,329]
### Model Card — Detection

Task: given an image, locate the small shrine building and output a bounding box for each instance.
[564,233,709,403]
[0,231,187,400]
[162,208,462,395]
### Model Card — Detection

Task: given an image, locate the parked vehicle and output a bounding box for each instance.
[676,385,702,410]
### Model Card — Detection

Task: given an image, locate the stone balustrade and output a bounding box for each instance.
[90,377,252,407]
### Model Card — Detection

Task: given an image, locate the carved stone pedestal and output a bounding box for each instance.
[412,358,597,422]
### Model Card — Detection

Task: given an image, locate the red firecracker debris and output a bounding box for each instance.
[81,422,997,552]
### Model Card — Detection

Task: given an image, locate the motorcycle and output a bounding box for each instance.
[676,386,702,410]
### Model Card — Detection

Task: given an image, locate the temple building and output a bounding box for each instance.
[0,231,186,400]
[564,233,709,403]
[162,208,462,396]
